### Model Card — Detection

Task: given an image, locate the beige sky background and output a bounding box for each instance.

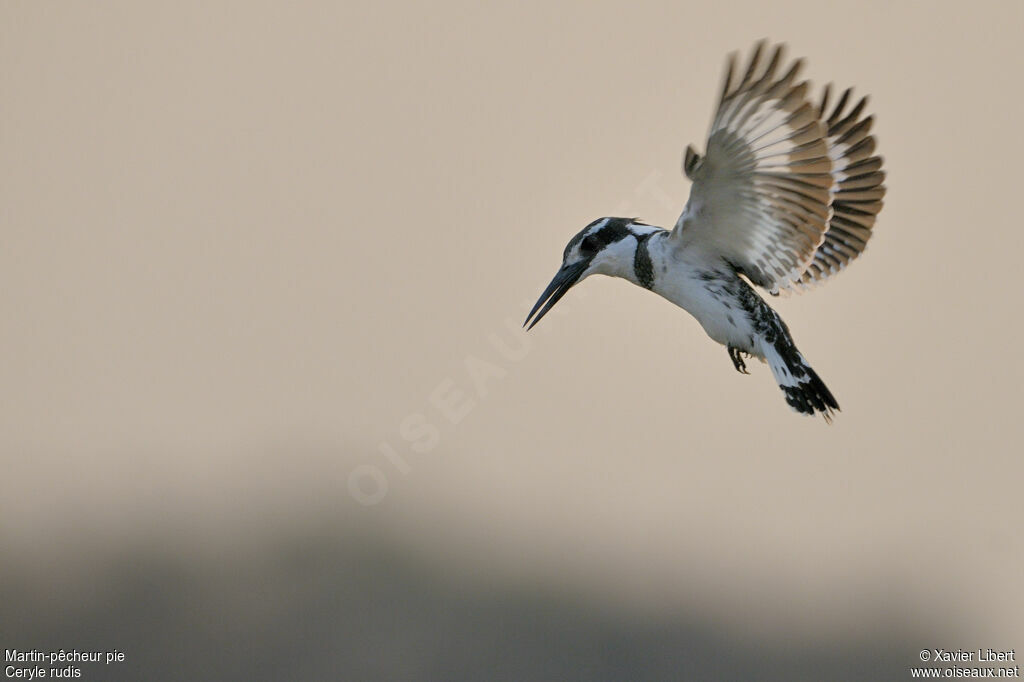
[2,1,1022,679]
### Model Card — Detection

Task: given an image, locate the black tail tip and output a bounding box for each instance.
[782,370,840,423]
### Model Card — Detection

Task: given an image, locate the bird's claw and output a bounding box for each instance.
[728,346,750,375]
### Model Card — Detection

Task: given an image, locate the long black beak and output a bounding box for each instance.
[524,261,587,330]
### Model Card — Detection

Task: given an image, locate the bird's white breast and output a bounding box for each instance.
[646,236,756,351]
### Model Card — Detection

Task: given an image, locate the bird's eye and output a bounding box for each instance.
[581,235,599,253]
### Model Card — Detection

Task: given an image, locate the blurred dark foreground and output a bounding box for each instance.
[1,523,933,681]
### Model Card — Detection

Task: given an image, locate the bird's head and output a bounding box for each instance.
[524,217,654,330]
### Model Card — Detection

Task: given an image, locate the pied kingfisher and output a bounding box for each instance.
[525,42,886,421]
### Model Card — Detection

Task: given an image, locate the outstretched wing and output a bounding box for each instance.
[793,86,886,290]
[673,42,833,293]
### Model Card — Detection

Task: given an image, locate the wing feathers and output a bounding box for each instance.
[674,42,886,293]
[675,43,832,291]
[795,84,886,290]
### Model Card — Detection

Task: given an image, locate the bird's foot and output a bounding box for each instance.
[728,346,750,374]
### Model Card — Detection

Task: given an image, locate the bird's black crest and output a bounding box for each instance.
[564,217,646,259]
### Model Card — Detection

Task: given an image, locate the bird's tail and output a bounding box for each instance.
[765,346,840,423]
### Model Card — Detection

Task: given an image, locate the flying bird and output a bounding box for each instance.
[525,42,886,421]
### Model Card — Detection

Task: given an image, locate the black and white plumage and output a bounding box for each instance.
[525,42,886,421]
